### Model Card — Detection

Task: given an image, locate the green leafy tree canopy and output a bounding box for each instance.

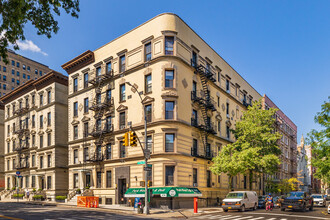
[0,0,80,63]
[307,97,330,185]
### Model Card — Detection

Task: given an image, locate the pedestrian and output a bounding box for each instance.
[26,190,30,201]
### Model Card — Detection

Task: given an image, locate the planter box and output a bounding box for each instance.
[11,196,23,199]
[56,199,66,203]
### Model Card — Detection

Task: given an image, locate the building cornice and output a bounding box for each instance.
[61,50,95,74]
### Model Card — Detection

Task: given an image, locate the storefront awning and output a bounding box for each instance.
[124,187,202,198]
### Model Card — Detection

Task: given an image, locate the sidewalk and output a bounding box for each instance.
[0,198,224,218]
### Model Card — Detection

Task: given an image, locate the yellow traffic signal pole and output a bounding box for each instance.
[126,82,150,215]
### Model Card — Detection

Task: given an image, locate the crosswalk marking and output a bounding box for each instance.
[233,216,254,220]
[248,217,265,220]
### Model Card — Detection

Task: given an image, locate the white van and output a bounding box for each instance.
[222,191,258,212]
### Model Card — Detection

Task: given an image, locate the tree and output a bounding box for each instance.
[211,99,282,190]
[0,0,80,63]
[307,97,330,187]
[278,178,303,194]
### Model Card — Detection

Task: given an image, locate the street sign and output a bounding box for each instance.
[137,161,145,165]
[16,171,20,175]
[144,167,152,171]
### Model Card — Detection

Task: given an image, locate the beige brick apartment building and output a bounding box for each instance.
[0,103,4,189]
[0,71,68,201]
[62,13,263,208]
[0,50,51,98]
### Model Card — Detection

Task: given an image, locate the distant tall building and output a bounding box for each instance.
[262,95,298,182]
[0,50,51,97]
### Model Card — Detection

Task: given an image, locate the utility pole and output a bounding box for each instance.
[126,82,150,215]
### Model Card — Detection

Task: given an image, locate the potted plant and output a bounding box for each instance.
[11,187,16,190]
[12,194,24,199]
[76,189,81,194]
[85,185,90,190]
[33,195,44,201]
[32,188,36,193]
[55,196,67,203]
[6,188,10,190]
[38,188,42,192]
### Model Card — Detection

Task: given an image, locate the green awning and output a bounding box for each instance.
[124,187,202,198]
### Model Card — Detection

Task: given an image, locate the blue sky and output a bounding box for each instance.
[15,0,330,140]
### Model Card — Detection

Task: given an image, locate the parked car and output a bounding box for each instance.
[281,191,313,212]
[258,196,266,209]
[311,194,326,207]
[222,191,258,212]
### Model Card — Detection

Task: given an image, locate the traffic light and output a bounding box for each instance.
[123,132,129,146]
[129,131,137,146]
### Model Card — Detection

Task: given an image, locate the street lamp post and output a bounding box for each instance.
[126,82,150,215]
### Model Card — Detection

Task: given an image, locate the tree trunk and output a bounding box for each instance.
[249,170,253,190]
[228,175,233,191]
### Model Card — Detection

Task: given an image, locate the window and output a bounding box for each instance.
[83,147,89,162]
[119,112,125,129]
[47,112,51,126]
[83,122,89,138]
[74,149,78,164]
[106,144,111,159]
[27,66,30,71]
[7,142,10,153]
[119,55,126,73]
[23,73,26,79]
[106,170,112,188]
[147,135,152,152]
[3,84,6,90]
[32,115,35,127]
[120,84,125,101]
[11,60,15,66]
[218,72,221,82]
[192,51,197,67]
[47,91,51,104]
[47,133,51,146]
[145,104,152,123]
[106,89,111,102]
[96,67,101,77]
[40,156,43,168]
[218,120,221,134]
[217,96,220,107]
[165,70,174,88]
[40,115,43,128]
[119,141,126,158]
[193,168,198,186]
[7,160,9,171]
[106,62,112,74]
[74,125,78,140]
[165,166,175,186]
[226,103,229,118]
[207,170,211,187]
[23,64,26,70]
[39,70,42,76]
[192,109,197,126]
[32,94,35,105]
[74,174,78,188]
[226,126,230,139]
[73,78,78,92]
[3,75,6,81]
[40,135,43,148]
[27,75,30,79]
[84,98,89,113]
[97,172,102,188]
[32,155,35,167]
[206,143,211,157]
[165,134,174,152]
[35,69,38,74]
[32,176,35,188]
[165,101,174,119]
[32,135,35,146]
[17,71,20,77]
[226,79,230,93]
[244,176,247,189]
[165,36,174,55]
[47,176,51,189]
[47,154,51,167]
[192,139,198,156]
[39,94,43,106]
[145,74,152,93]
[12,78,14,83]
[73,102,78,117]
[106,116,112,131]
[17,81,20,87]
[84,73,89,88]
[145,42,152,61]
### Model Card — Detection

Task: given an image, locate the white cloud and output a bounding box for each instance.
[16,40,48,56]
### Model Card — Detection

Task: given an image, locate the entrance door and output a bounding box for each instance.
[118,178,126,204]
[85,172,91,188]
[41,177,45,189]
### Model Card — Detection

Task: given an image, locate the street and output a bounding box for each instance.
[191,207,330,220]
[0,202,329,220]
[0,202,159,220]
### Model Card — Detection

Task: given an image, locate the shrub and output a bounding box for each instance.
[33,195,44,200]
[13,194,24,198]
[32,188,36,192]
[76,189,81,194]
[11,187,16,190]
[55,196,67,200]
[85,186,90,189]
[38,188,42,192]
[6,188,10,190]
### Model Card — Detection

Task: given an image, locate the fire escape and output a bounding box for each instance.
[191,60,217,159]
[13,104,30,170]
[87,67,114,165]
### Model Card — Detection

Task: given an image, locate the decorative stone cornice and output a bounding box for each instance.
[116,104,128,112]
[61,50,95,74]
